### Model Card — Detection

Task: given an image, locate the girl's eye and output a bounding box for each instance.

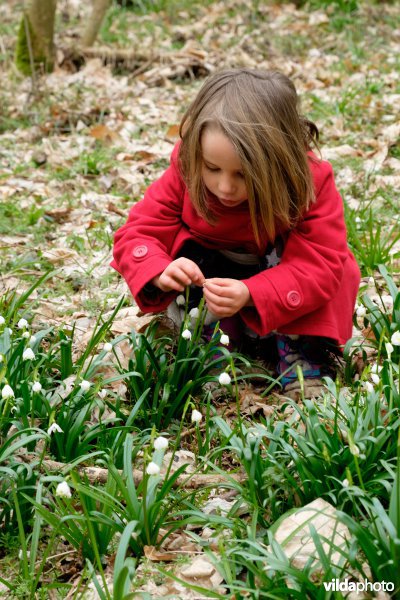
[205,164,219,172]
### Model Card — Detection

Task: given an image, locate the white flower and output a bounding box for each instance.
[154,436,169,450]
[189,307,199,320]
[17,318,28,329]
[363,381,374,394]
[382,295,394,310]
[356,305,367,317]
[370,373,380,385]
[181,328,192,340]
[191,409,202,424]
[391,331,400,346]
[8,328,13,335]
[0,315,5,326]
[103,342,113,352]
[22,331,30,339]
[342,478,349,488]
[146,461,160,476]
[350,444,360,457]
[220,334,230,346]
[370,363,382,374]
[80,380,91,392]
[48,423,63,435]
[385,342,394,358]
[18,549,30,560]
[1,384,15,399]
[218,372,231,386]
[368,276,375,287]
[55,481,72,498]
[29,335,37,345]
[32,381,42,393]
[98,389,107,399]
[176,294,185,306]
[22,348,35,361]
[0,354,3,363]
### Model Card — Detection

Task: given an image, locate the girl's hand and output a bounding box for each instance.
[152,258,205,292]
[203,278,252,318]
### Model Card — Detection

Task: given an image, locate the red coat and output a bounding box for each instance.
[112,144,360,346]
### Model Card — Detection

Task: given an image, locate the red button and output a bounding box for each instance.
[133,245,148,258]
[287,290,301,307]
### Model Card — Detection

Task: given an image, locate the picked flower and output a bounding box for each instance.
[80,380,91,392]
[146,461,161,476]
[32,381,42,393]
[176,294,185,306]
[154,436,169,450]
[0,315,5,325]
[56,481,72,498]
[218,372,231,386]
[220,333,230,346]
[181,328,192,340]
[191,409,202,424]
[17,318,29,329]
[103,342,113,352]
[1,384,14,400]
[22,348,35,361]
[48,423,63,435]
[391,331,400,346]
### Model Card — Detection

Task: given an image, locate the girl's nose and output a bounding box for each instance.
[218,175,235,195]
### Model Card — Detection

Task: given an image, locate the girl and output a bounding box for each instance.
[111,68,360,398]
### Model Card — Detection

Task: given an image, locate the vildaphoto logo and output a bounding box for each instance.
[323,579,394,593]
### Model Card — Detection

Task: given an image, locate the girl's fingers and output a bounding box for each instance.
[203,288,232,307]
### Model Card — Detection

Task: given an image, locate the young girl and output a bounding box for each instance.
[111,68,360,397]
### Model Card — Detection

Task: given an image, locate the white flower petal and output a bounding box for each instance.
[0,316,5,326]
[17,318,28,329]
[181,328,192,340]
[22,348,35,361]
[55,481,72,498]
[191,409,202,423]
[220,334,230,346]
[154,436,169,450]
[1,384,14,399]
[391,331,400,346]
[48,423,63,435]
[32,381,42,393]
[176,294,185,306]
[103,342,113,352]
[218,372,231,386]
[385,342,394,357]
[80,380,91,391]
[146,461,160,475]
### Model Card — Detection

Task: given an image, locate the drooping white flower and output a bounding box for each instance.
[189,307,199,320]
[370,373,380,385]
[8,328,13,335]
[22,331,30,339]
[17,318,28,329]
[29,335,37,345]
[391,331,400,346]
[370,363,383,374]
[342,478,349,488]
[218,372,231,386]
[154,436,169,450]
[181,329,192,340]
[350,444,360,457]
[382,295,394,310]
[368,276,375,287]
[80,380,91,392]
[32,381,42,393]
[191,409,202,424]
[385,342,394,358]
[55,481,72,498]
[356,305,367,318]
[0,354,3,363]
[1,384,14,399]
[0,316,5,325]
[103,342,113,352]
[22,348,35,361]
[48,423,63,435]
[146,461,161,476]
[98,389,107,399]
[176,294,185,306]
[363,381,374,394]
[220,334,230,346]
[18,549,30,560]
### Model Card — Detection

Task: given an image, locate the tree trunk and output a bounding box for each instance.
[15,0,57,75]
[80,0,112,48]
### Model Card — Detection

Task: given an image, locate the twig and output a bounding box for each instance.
[17,454,246,489]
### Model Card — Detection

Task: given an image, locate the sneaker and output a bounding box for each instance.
[276,334,338,398]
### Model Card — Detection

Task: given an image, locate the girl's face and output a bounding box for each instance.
[200,128,248,208]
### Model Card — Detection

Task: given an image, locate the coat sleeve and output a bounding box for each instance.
[111,145,186,311]
[241,160,350,336]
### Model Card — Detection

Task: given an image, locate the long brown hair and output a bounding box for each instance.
[178,68,319,246]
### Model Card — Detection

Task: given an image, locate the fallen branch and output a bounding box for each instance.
[17,454,246,489]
